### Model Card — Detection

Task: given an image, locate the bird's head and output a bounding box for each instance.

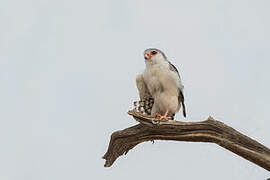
[144,48,167,66]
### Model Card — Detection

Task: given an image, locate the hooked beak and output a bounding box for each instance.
[144,53,152,60]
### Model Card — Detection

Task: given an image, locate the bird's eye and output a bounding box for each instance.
[151,51,157,55]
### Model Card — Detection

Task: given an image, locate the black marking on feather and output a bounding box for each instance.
[168,61,180,78]
[133,97,154,115]
[178,88,186,117]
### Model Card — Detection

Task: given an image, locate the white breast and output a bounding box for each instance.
[143,61,181,97]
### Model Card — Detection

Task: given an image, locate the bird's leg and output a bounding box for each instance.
[157,110,170,120]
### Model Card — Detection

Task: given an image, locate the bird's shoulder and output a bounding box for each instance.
[167,60,184,90]
[167,60,180,77]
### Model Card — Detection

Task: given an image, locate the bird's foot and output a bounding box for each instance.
[157,114,169,120]
[156,110,170,120]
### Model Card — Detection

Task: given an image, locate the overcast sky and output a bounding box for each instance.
[1,0,270,179]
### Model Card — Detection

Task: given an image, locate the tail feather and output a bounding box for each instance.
[181,101,186,117]
[178,89,186,118]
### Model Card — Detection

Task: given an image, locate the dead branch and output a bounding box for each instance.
[103,110,270,171]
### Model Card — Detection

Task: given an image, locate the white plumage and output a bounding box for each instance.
[136,48,186,120]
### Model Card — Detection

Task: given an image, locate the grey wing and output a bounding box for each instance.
[168,61,186,117]
[168,61,180,77]
[136,74,152,100]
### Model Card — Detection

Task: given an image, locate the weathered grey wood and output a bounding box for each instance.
[103,110,270,171]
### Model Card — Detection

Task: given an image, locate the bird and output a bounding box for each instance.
[136,48,186,120]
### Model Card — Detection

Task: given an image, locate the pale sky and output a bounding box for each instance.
[0,0,270,179]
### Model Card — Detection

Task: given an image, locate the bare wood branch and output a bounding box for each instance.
[103,110,270,171]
